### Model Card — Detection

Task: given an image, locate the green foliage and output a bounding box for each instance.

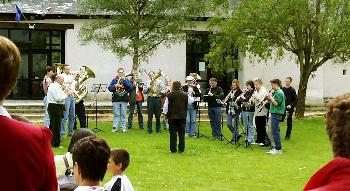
[54,117,331,190]
[207,0,350,117]
[77,0,208,69]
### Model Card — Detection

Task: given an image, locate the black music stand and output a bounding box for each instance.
[195,97,209,139]
[91,83,107,132]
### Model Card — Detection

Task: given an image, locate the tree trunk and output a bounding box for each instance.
[132,32,140,70]
[295,70,310,118]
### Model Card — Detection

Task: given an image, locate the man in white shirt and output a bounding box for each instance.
[47,74,68,147]
[43,66,54,127]
[61,65,77,137]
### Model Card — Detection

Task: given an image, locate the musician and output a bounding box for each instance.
[282,77,298,141]
[42,66,54,127]
[74,72,87,129]
[163,81,188,153]
[162,77,172,130]
[61,64,78,137]
[47,74,68,147]
[182,75,201,137]
[266,79,285,155]
[236,80,255,143]
[190,73,202,93]
[225,79,243,142]
[144,71,166,134]
[127,69,144,130]
[108,67,132,133]
[204,78,224,138]
[251,78,268,146]
[0,36,57,191]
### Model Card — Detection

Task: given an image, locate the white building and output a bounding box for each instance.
[1,1,349,105]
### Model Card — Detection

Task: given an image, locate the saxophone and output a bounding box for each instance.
[149,70,163,96]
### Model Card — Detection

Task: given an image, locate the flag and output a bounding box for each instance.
[15,4,21,22]
[34,7,52,17]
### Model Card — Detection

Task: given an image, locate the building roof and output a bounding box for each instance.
[0,0,77,15]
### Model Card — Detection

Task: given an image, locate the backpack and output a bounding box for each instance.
[58,155,78,191]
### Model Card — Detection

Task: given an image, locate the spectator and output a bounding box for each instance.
[0,36,57,190]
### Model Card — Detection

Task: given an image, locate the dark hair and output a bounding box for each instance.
[245,80,254,89]
[286,77,292,82]
[110,148,130,171]
[172,81,181,90]
[270,79,281,87]
[45,66,54,74]
[72,137,110,181]
[51,73,58,82]
[0,37,21,100]
[325,93,350,158]
[68,128,96,153]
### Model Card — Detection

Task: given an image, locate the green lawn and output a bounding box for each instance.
[53,117,332,191]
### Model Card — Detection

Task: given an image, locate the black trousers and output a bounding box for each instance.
[285,110,294,138]
[147,97,162,133]
[48,103,65,147]
[74,100,87,129]
[169,119,186,152]
[255,116,267,144]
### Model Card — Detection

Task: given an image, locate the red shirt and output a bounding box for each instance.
[0,115,58,190]
[304,157,350,191]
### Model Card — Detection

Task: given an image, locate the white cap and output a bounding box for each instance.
[186,76,194,81]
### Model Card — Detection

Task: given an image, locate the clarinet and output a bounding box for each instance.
[258,89,274,112]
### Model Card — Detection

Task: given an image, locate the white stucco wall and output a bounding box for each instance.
[43,19,186,101]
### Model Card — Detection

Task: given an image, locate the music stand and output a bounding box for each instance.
[91,83,107,132]
[195,97,209,139]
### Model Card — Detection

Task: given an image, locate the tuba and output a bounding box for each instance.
[74,66,96,103]
[149,69,164,96]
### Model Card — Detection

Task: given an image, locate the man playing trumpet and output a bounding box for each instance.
[108,67,132,133]
[127,69,144,130]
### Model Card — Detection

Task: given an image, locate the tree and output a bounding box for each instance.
[78,0,207,70]
[207,0,350,118]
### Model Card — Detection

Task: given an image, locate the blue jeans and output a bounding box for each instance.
[208,107,222,137]
[128,102,144,129]
[271,113,282,150]
[185,104,196,136]
[113,101,128,131]
[227,113,240,140]
[43,96,50,127]
[61,96,75,135]
[241,111,255,142]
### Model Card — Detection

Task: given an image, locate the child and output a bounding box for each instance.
[72,137,110,191]
[104,148,134,191]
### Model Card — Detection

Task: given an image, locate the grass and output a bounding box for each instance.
[53,117,332,191]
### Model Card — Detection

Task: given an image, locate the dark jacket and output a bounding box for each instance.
[204,86,224,107]
[181,84,201,109]
[108,77,132,102]
[167,90,188,120]
[225,89,243,114]
[282,86,298,111]
[237,89,255,112]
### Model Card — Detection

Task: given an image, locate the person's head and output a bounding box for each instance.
[186,76,194,86]
[72,137,110,186]
[325,93,350,158]
[270,79,281,90]
[231,79,240,91]
[117,67,125,77]
[68,128,96,153]
[62,65,70,74]
[209,78,217,88]
[245,80,254,91]
[285,77,292,87]
[0,37,21,102]
[254,78,263,90]
[53,74,64,85]
[45,66,54,77]
[107,148,130,176]
[148,71,155,79]
[172,81,181,90]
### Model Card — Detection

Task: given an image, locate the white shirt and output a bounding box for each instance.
[61,73,77,91]
[187,86,195,104]
[0,105,11,118]
[163,97,169,114]
[253,86,268,116]
[74,186,105,191]
[47,82,68,104]
[43,75,52,95]
[104,174,134,191]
